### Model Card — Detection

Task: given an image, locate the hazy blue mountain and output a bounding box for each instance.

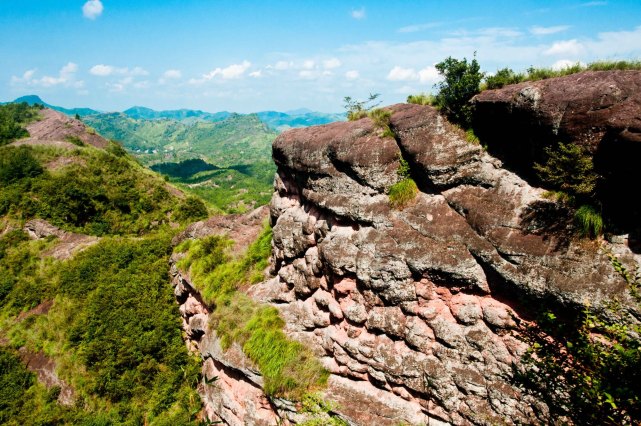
[123,106,231,122]
[256,110,345,131]
[13,95,100,117]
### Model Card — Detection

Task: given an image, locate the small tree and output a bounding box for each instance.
[434,54,483,128]
[343,93,381,121]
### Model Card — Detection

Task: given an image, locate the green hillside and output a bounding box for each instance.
[0,103,205,424]
[83,112,278,213]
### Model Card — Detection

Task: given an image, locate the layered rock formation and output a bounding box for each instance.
[173,101,639,425]
[472,70,641,228]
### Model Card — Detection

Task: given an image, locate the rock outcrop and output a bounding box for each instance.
[24,108,109,149]
[173,101,639,425]
[472,70,641,229]
[266,103,638,424]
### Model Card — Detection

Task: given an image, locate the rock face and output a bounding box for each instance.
[24,108,109,149]
[267,103,638,424]
[472,70,641,229]
[173,101,639,425]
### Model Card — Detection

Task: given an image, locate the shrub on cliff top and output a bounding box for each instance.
[434,54,483,128]
[367,108,394,138]
[407,93,436,106]
[343,93,381,121]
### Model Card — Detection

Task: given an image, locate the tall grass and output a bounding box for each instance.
[483,59,641,90]
[575,205,603,238]
[175,225,328,398]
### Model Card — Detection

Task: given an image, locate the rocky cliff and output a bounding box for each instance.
[472,70,641,229]
[172,97,640,425]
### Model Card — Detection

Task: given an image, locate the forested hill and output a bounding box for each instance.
[0,103,211,424]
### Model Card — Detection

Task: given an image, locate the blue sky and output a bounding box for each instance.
[1,0,640,112]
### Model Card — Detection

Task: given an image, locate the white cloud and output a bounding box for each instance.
[323,58,341,69]
[163,69,182,79]
[418,66,440,83]
[387,65,440,84]
[302,60,315,70]
[398,22,441,33]
[272,61,293,70]
[82,0,103,20]
[11,62,83,89]
[351,7,365,20]
[190,61,252,84]
[580,1,607,7]
[11,69,36,84]
[249,70,262,78]
[130,67,149,76]
[544,39,584,56]
[298,70,315,79]
[387,66,417,81]
[89,64,113,76]
[551,59,585,70]
[530,25,570,36]
[345,70,360,80]
[90,64,149,77]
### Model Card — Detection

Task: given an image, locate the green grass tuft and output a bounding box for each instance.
[406,93,436,106]
[389,178,418,209]
[574,204,603,238]
[176,224,328,399]
[367,108,395,138]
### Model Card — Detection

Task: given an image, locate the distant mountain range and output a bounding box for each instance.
[12,95,101,117]
[8,95,345,130]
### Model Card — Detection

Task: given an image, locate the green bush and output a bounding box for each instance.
[406,93,436,105]
[0,146,43,185]
[389,178,418,209]
[106,140,127,157]
[484,67,525,89]
[574,204,603,238]
[434,55,483,128]
[0,103,41,146]
[534,142,598,198]
[65,136,85,146]
[175,196,209,222]
[520,255,641,425]
[344,93,381,121]
[0,348,34,422]
[367,108,394,138]
[177,225,328,398]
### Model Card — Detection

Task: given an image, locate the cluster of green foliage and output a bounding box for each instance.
[298,393,348,426]
[83,113,278,212]
[83,113,277,168]
[153,159,275,214]
[174,196,209,222]
[575,205,604,238]
[175,226,328,398]
[64,135,85,147]
[520,252,641,425]
[484,67,527,90]
[389,178,419,209]
[534,142,603,238]
[0,231,203,424]
[483,60,641,90]
[406,93,436,106]
[434,55,483,128]
[367,108,395,138]
[388,154,418,209]
[0,143,192,235]
[0,103,42,146]
[344,93,381,121]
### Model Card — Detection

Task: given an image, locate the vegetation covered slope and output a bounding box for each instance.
[0,105,205,424]
[83,112,277,213]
